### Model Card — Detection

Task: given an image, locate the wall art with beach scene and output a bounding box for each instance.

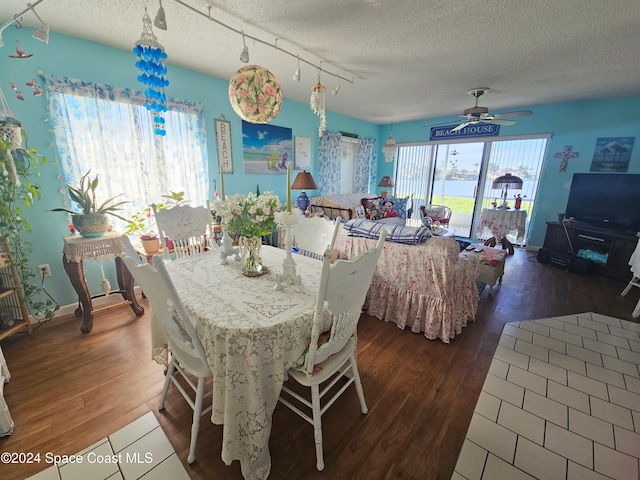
[241,120,292,174]
[590,136,634,172]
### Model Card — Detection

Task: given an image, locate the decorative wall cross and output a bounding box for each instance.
[554,145,579,172]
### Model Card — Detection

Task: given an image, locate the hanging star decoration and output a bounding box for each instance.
[133,9,169,136]
[554,145,579,172]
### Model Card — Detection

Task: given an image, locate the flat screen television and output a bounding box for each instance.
[565,173,640,234]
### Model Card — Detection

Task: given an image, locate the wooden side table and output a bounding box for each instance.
[62,232,144,333]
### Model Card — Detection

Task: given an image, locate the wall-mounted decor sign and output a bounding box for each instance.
[430,123,500,141]
[215,118,233,174]
[241,120,292,174]
[294,136,311,170]
[590,137,634,172]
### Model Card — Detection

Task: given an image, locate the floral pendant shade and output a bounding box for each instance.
[229,65,283,124]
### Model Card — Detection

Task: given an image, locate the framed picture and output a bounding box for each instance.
[241,120,292,174]
[215,119,233,173]
[294,136,312,170]
[590,136,634,172]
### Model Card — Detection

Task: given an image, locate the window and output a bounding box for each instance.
[42,75,209,231]
[339,138,357,193]
[395,135,549,241]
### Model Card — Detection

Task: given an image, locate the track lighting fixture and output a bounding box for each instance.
[239,32,249,63]
[331,75,340,96]
[293,55,301,81]
[154,0,167,30]
[0,0,48,48]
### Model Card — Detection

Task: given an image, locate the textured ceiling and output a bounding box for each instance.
[1,0,640,125]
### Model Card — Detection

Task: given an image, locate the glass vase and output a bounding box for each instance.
[239,236,263,274]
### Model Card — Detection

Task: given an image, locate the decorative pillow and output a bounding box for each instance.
[361,196,386,220]
[389,196,410,219]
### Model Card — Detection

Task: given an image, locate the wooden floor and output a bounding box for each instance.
[1,247,639,480]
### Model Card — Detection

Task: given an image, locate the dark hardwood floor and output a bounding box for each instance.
[1,247,638,480]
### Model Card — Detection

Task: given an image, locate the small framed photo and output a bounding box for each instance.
[294,136,312,170]
[215,119,233,173]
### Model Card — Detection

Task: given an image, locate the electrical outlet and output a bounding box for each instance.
[38,264,51,278]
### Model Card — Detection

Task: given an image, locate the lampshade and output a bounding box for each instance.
[377,175,395,188]
[229,65,283,124]
[291,171,318,190]
[382,136,397,162]
[492,173,523,189]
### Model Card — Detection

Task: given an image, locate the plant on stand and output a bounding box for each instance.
[50,170,129,237]
[218,192,280,274]
[0,129,59,322]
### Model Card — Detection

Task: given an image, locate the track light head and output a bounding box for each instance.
[240,46,249,63]
[240,32,249,63]
[293,56,301,81]
[331,76,340,96]
[30,5,49,44]
[154,0,167,30]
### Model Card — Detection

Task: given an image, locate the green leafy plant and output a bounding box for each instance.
[0,132,59,321]
[50,170,129,220]
[124,191,190,239]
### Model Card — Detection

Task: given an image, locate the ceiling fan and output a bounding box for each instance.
[425,88,532,132]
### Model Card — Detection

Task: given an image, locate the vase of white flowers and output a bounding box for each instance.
[218,192,280,274]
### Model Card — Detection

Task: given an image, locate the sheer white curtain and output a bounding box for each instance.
[41,75,209,231]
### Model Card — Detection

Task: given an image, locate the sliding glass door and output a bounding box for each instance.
[395,135,548,242]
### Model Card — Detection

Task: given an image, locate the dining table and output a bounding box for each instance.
[150,245,324,480]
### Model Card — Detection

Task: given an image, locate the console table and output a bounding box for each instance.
[63,232,144,333]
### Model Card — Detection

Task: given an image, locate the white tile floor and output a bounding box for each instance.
[454,312,640,480]
[26,412,189,480]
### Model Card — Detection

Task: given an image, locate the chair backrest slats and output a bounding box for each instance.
[152,204,214,261]
[121,253,208,365]
[303,229,387,373]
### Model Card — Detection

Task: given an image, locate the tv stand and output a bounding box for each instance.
[543,222,637,282]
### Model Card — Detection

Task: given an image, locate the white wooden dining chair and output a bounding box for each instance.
[152,203,214,262]
[121,253,213,464]
[291,215,341,260]
[278,229,387,471]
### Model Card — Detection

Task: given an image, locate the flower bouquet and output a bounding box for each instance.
[218,192,281,274]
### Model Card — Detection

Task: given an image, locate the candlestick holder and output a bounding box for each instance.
[273,211,301,290]
[219,225,239,265]
[211,199,239,264]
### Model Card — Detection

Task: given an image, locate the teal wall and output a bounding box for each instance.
[1,27,639,312]
[383,98,640,248]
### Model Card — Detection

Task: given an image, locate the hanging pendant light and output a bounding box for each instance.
[310,69,326,137]
[382,136,397,162]
[133,8,169,136]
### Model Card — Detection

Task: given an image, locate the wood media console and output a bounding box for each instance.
[542,221,637,282]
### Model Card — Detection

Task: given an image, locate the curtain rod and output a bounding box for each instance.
[172,0,355,85]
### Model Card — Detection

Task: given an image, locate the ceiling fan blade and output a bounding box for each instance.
[450,121,472,132]
[488,119,516,126]
[492,110,533,119]
[422,120,460,128]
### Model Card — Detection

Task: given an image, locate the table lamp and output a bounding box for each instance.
[492,173,523,210]
[291,171,318,213]
[377,175,395,199]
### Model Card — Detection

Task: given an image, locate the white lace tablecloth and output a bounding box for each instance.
[151,247,323,480]
[478,208,527,243]
[62,231,124,262]
[334,228,479,343]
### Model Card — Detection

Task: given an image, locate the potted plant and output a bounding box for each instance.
[124,208,161,254]
[0,129,59,322]
[50,170,129,237]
